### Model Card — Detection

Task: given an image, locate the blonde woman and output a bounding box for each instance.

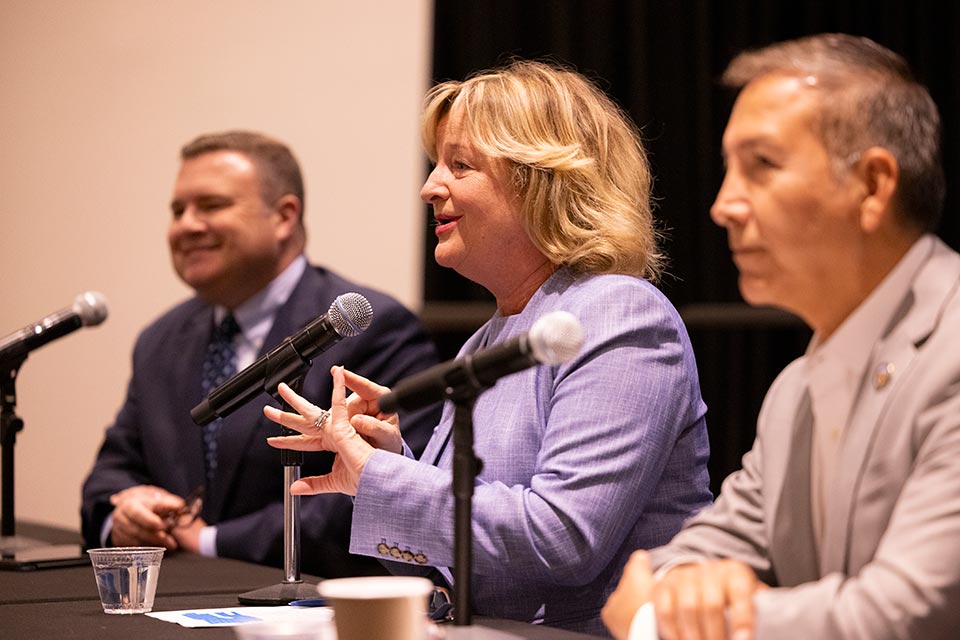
[266,61,711,635]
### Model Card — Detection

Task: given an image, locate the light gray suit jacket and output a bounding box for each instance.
[650,237,960,639]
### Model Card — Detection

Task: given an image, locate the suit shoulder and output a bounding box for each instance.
[133,296,208,351]
[554,271,675,309]
[307,265,421,322]
[545,271,686,333]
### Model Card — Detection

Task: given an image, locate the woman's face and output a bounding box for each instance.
[420,111,543,294]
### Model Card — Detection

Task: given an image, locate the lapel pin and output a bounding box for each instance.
[873,362,895,389]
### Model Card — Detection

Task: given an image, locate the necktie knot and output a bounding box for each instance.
[213,313,241,342]
[202,315,241,395]
[201,313,241,485]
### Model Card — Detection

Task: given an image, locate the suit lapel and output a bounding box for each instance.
[770,388,820,585]
[820,239,960,574]
[818,340,918,574]
[174,307,215,495]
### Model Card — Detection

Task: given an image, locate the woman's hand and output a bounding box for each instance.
[263,366,402,496]
[341,368,404,454]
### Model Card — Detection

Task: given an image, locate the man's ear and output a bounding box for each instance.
[856,146,899,234]
[273,194,303,241]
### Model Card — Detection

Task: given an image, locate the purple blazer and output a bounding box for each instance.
[350,268,712,636]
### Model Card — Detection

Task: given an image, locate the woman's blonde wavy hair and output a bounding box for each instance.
[421,60,663,281]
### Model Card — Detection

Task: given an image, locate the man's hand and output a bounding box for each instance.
[109,485,184,549]
[653,559,763,640]
[170,516,207,553]
[603,550,656,639]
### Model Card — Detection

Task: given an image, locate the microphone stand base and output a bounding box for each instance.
[237,580,319,605]
[0,536,87,571]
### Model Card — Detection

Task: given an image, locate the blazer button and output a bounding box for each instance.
[401,550,414,562]
[377,543,390,555]
[389,546,402,559]
[414,553,428,565]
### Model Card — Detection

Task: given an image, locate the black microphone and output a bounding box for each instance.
[377,311,583,414]
[190,292,373,426]
[0,291,109,367]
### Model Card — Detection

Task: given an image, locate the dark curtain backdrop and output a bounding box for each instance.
[421,0,960,495]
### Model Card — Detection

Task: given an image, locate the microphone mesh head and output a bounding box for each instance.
[73,291,109,326]
[529,311,583,365]
[328,292,373,337]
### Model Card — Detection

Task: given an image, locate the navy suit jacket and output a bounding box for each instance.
[81,264,440,578]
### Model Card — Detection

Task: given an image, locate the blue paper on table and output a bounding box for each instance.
[147,605,333,628]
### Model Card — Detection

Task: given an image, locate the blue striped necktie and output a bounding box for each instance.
[200,314,241,486]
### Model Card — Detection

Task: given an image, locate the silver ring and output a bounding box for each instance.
[313,409,331,431]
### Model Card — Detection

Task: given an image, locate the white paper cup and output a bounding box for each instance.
[317,576,434,640]
[87,546,164,614]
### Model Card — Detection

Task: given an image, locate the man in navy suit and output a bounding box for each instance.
[81,130,440,578]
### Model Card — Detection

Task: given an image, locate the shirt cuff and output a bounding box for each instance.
[198,525,217,557]
[100,514,114,547]
[629,602,658,640]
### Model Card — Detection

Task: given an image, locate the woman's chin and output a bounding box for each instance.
[433,246,461,270]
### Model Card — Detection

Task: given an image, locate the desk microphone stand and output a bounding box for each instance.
[450,394,483,626]
[1,357,87,570]
[237,367,317,604]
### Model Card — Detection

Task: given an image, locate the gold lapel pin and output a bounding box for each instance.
[873,362,895,389]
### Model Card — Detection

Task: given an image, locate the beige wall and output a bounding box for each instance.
[0,1,432,530]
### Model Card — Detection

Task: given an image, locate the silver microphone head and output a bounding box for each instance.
[73,291,109,326]
[528,311,583,366]
[327,292,373,337]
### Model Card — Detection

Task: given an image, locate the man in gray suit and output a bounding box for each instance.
[603,33,960,639]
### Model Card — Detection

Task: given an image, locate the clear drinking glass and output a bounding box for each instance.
[87,546,164,614]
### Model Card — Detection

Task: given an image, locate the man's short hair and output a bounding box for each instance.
[722,33,945,232]
[181,130,306,222]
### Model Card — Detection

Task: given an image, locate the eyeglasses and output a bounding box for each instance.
[162,485,204,531]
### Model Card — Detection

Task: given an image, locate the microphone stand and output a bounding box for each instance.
[1,357,86,570]
[0,359,25,542]
[436,351,492,627]
[237,361,317,604]
[450,393,483,626]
